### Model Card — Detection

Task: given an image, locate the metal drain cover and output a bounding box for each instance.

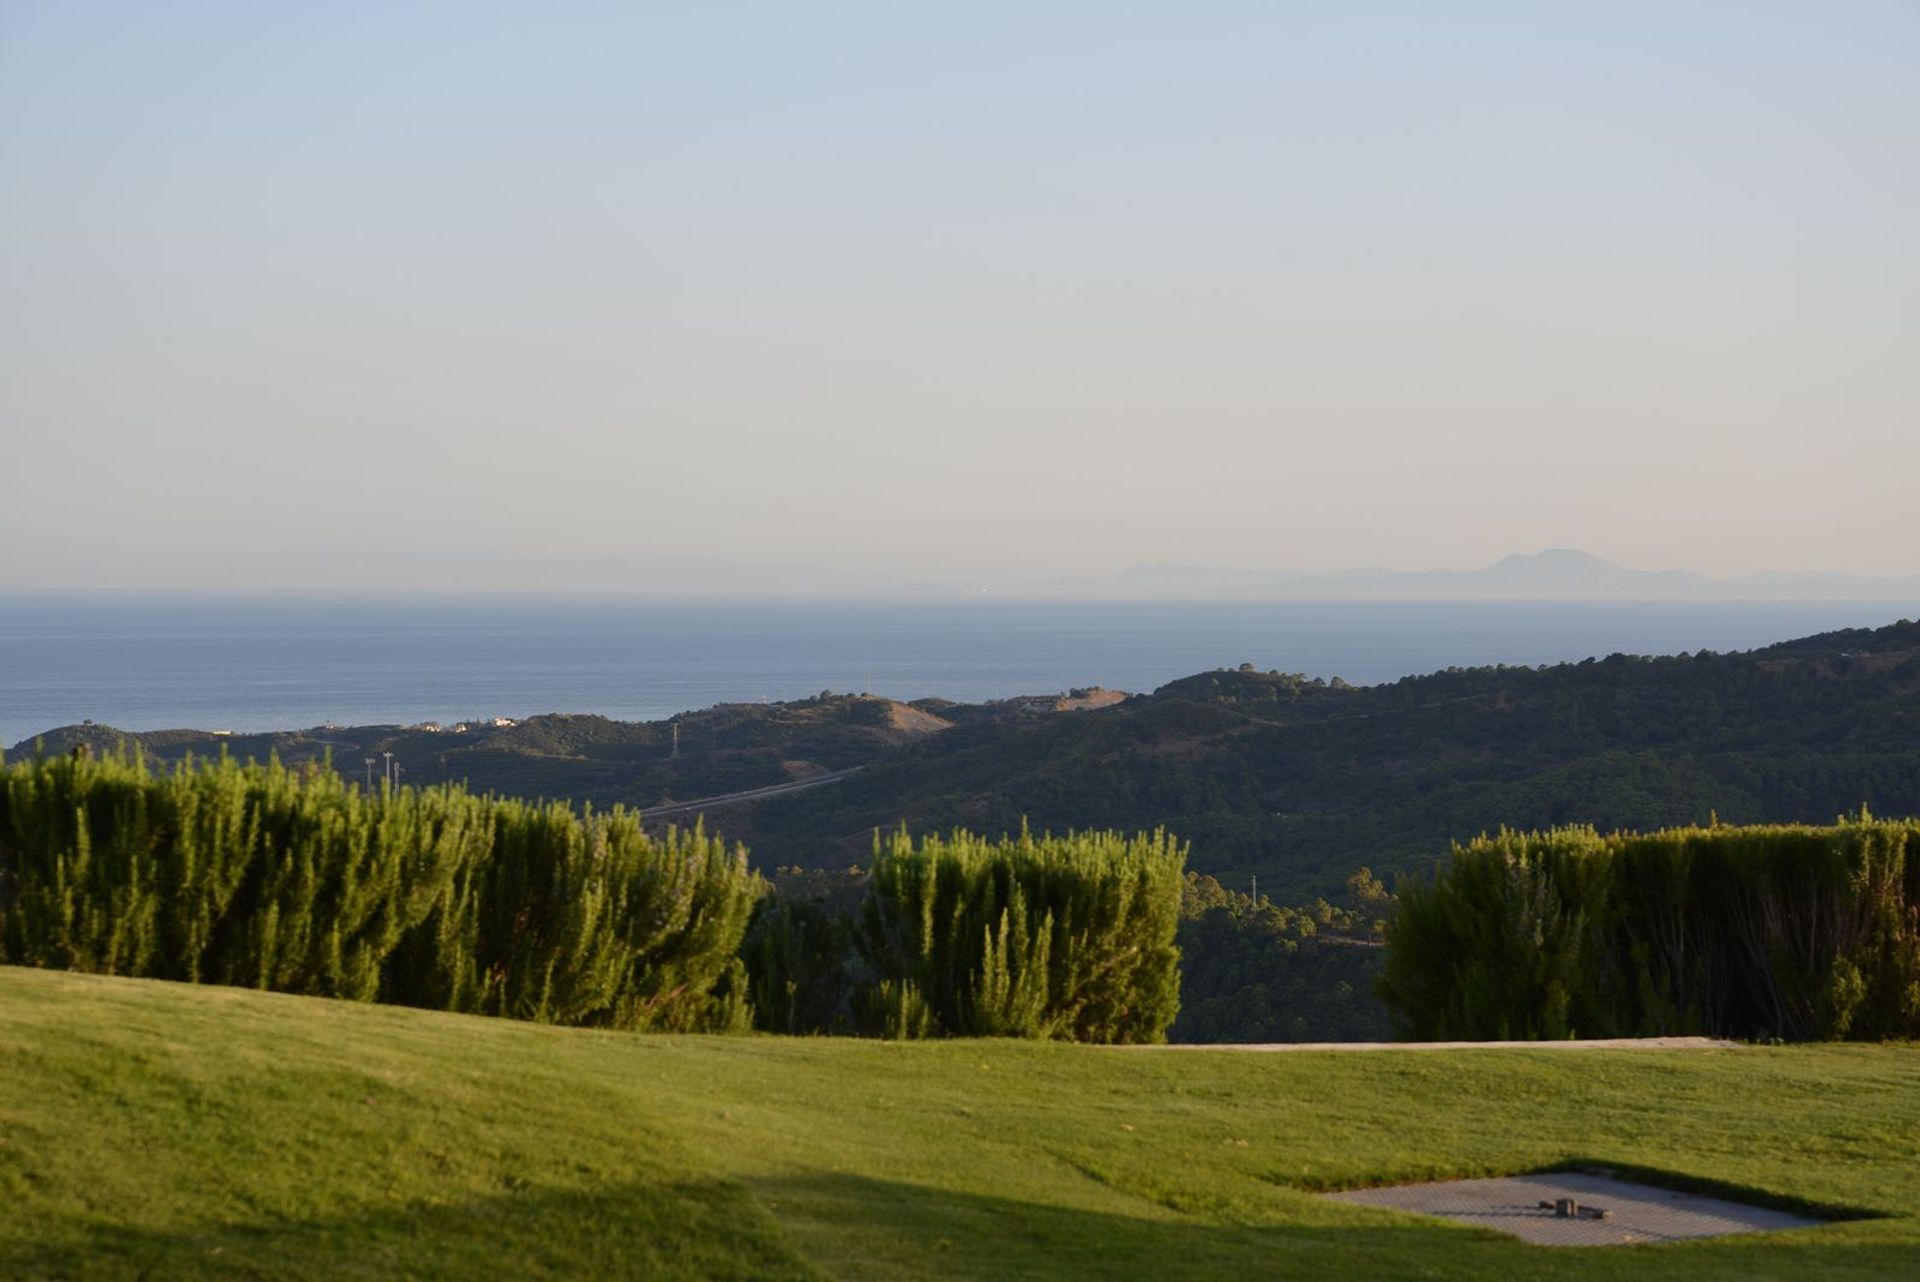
[1326,1172,1822,1246]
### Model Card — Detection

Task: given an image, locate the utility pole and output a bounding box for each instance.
[364,758,375,794]
[671,722,679,759]
[382,750,394,791]
[1251,875,1258,904]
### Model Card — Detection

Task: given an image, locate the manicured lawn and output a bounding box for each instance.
[2,967,1917,1279]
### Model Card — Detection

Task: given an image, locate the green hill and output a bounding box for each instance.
[3,967,1918,1279]
[9,692,955,816]
[752,621,1920,896]
[15,619,1920,900]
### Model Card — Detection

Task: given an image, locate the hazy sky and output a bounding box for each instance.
[2,2,1915,591]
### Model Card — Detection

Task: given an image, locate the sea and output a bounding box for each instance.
[2,595,1914,750]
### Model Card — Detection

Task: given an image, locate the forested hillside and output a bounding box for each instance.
[14,619,1920,901]
[751,618,1920,896]
[13,691,957,815]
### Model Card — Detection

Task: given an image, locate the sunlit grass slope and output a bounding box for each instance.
[2,968,1917,1280]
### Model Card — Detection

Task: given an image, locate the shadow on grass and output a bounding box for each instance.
[746,1170,1910,1282]
[10,1169,1913,1282]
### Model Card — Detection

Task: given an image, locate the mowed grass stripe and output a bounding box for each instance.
[2,968,1917,1280]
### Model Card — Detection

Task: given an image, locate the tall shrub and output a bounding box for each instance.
[858,826,1185,1043]
[0,749,759,1032]
[741,895,858,1035]
[1380,817,1920,1041]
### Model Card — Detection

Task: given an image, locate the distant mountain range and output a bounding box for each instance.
[1059,549,1920,602]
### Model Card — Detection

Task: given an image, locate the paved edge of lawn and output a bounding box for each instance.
[1126,1036,1743,1051]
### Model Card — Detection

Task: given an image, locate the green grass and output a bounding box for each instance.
[2,968,1918,1280]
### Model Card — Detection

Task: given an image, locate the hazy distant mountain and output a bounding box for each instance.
[1070,549,1920,602]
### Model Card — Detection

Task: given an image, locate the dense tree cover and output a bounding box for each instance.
[748,864,1392,1043]
[0,749,758,1031]
[1381,817,1920,1041]
[17,693,952,821]
[1170,871,1392,1043]
[864,827,1185,1041]
[0,751,1190,1042]
[741,894,861,1035]
[753,620,1920,897]
[746,829,1186,1043]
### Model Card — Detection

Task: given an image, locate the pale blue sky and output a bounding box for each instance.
[2,2,1915,590]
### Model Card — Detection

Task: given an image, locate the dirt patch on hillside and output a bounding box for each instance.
[779,759,830,780]
[1055,688,1129,712]
[883,702,953,735]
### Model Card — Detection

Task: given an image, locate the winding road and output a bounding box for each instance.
[636,766,866,820]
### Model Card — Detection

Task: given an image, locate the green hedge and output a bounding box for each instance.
[1379,817,1920,1041]
[861,827,1185,1042]
[742,827,1185,1043]
[0,749,757,1031]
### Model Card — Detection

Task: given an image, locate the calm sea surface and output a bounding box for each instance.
[2,595,1914,749]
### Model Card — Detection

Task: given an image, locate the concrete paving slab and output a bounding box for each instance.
[1126,1037,1740,1051]
[1326,1171,1823,1246]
